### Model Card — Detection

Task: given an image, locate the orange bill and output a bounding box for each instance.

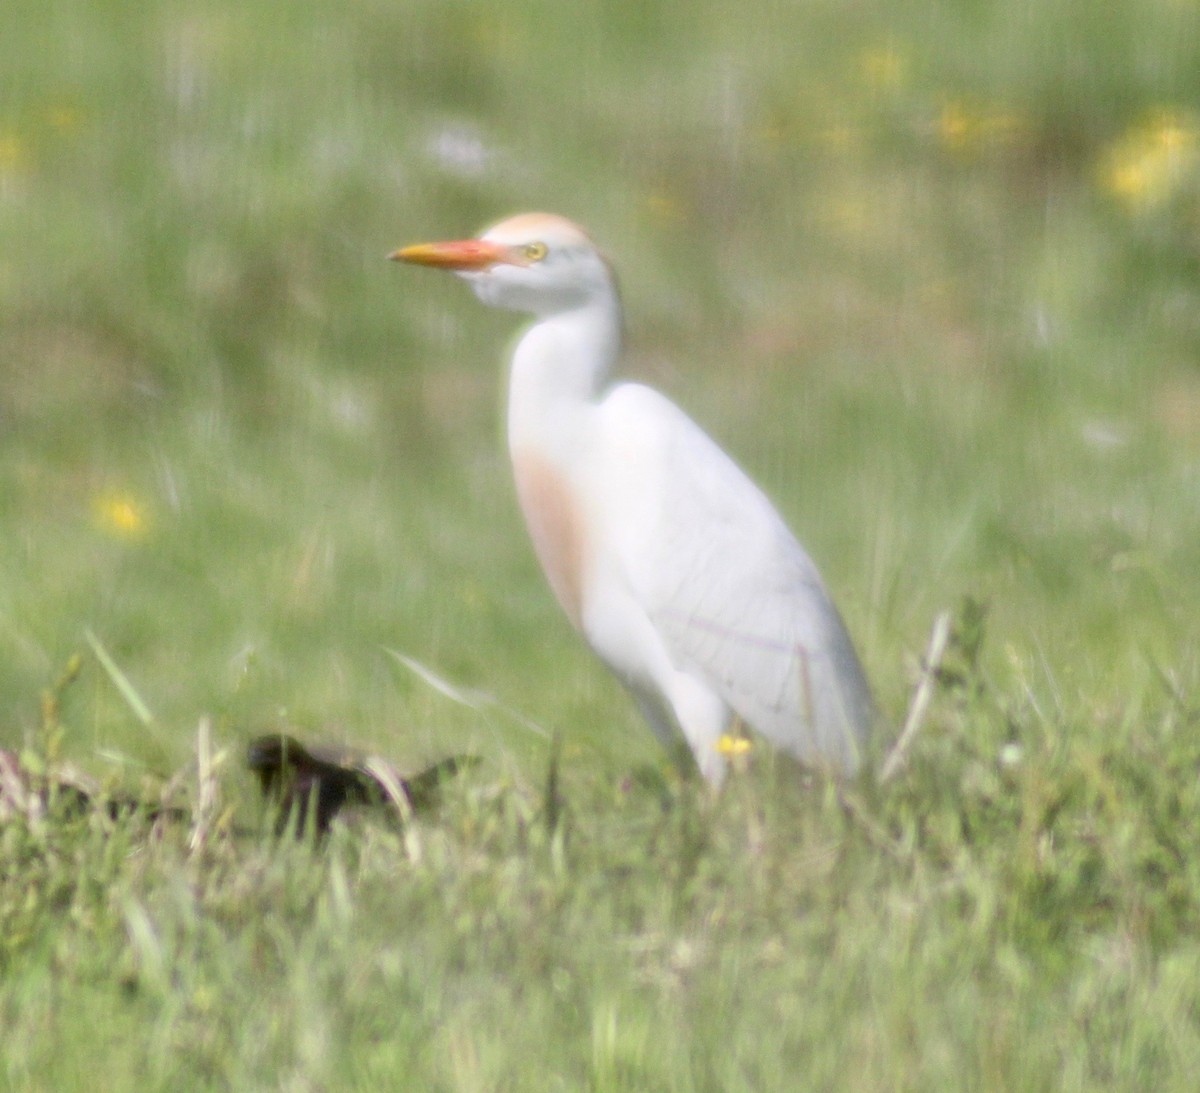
[388,239,512,270]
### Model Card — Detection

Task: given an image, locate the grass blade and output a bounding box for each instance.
[879,610,951,784]
[84,628,155,727]
[384,648,551,740]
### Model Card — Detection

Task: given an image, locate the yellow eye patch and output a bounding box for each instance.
[522,241,548,262]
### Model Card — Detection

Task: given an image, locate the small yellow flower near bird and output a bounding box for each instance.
[92,491,150,540]
[716,734,752,758]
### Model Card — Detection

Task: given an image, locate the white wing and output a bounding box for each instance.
[596,383,875,774]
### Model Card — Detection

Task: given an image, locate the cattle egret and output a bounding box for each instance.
[392,213,875,784]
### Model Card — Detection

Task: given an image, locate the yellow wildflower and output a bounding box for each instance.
[716,734,752,758]
[1101,112,1198,210]
[92,491,151,540]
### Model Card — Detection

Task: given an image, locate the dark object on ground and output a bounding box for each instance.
[245,733,476,834]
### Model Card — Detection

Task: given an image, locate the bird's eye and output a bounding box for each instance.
[523,241,549,263]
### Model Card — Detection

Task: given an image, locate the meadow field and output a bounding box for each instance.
[3,0,1200,1088]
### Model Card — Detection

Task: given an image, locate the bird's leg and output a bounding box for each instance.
[629,685,729,786]
[660,674,732,787]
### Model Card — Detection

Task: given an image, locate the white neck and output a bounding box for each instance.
[506,295,622,453]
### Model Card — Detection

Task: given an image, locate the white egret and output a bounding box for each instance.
[392,213,875,784]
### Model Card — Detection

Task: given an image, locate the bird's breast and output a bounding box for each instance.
[510,447,589,630]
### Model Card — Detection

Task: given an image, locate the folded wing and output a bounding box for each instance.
[598,384,875,774]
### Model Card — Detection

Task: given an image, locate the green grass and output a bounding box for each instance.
[4,0,1200,1087]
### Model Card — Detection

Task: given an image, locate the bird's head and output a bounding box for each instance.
[391,212,616,317]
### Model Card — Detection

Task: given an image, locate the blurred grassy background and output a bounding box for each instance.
[5,0,1200,1088]
[4,0,1198,775]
